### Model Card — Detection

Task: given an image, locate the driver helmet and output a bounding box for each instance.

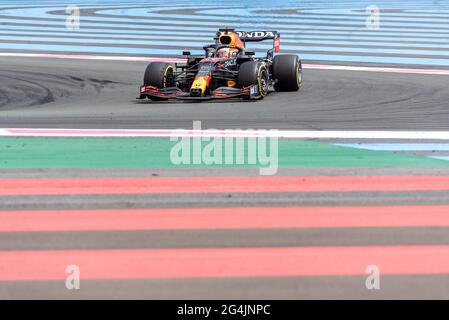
[216,47,238,59]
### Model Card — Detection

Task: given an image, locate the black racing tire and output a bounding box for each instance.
[272,55,302,92]
[238,61,269,99]
[143,62,174,101]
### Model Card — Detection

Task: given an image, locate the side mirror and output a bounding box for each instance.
[182,51,191,56]
[245,50,255,56]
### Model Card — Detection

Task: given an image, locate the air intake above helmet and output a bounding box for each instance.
[219,35,233,45]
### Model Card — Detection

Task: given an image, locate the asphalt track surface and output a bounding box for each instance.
[2,57,449,130]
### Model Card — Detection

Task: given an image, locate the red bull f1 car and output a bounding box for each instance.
[138,28,302,101]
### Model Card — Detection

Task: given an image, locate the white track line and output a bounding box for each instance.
[3,128,449,140]
[0,129,11,136]
[2,52,449,75]
[305,64,449,75]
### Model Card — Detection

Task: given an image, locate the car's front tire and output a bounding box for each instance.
[143,62,174,101]
[238,61,269,99]
[272,55,302,92]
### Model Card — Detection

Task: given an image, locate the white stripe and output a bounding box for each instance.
[305,64,449,75]
[269,131,449,140]
[1,52,448,75]
[2,128,449,140]
[0,129,11,136]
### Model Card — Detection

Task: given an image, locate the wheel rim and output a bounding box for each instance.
[163,66,174,88]
[296,61,302,88]
[258,67,268,97]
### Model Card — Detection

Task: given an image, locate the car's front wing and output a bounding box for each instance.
[138,85,261,101]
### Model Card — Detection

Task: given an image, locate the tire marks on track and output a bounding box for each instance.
[0,69,123,109]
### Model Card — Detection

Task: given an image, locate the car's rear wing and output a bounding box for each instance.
[239,31,281,54]
[217,28,281,53]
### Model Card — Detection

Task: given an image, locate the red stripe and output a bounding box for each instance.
[1,246,449,280]
[0,176,449,196]
[2,205,449,232]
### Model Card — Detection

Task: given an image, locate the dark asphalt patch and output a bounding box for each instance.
[1,275,449,299]
[0,189,449,210]
[2,227,449,250]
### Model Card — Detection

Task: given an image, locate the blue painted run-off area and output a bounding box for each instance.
[0,0,448,67]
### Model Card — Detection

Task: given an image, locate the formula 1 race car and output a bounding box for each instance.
[138,28,302,101]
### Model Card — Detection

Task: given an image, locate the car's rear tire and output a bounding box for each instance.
[272,55,302,92]
[143,62,174,101]
[238,61,269,99]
